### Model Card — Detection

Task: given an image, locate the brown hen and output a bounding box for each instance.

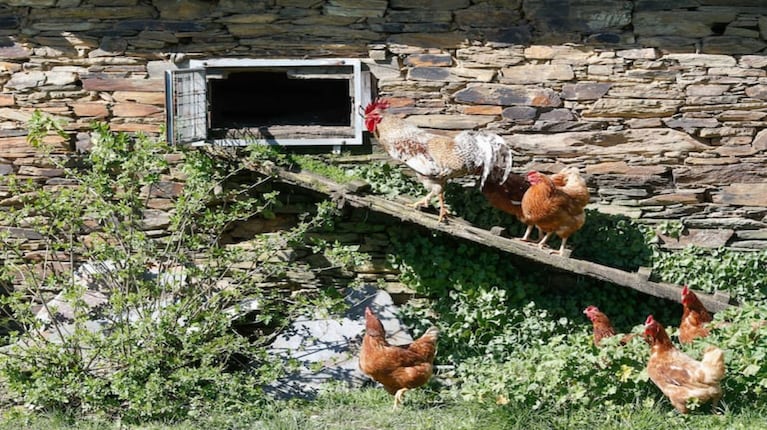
[358,306,438,408]
[679,285,714,344]
[644,315,725,414]
[521,169,589,256]
[480,170,536,240]
[583,305,640,347]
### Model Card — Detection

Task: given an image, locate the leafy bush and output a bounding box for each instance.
[0,114,359,422]
[650,246,767,304]
[387,223,681,360]
[347,161,423,198]
[455,328,653,412]
[708,303,767,407]
[388,229,543,362]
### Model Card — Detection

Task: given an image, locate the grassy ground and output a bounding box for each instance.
[2,386,767,430]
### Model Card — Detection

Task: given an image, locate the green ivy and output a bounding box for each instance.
[650,246,767,304]
[347,161,424,198]
[387,226,677,363]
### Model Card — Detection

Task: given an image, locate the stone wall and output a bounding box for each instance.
[1,0,767,258]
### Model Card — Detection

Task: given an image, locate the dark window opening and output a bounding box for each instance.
[209,71,352,132]
[166,58,366,146]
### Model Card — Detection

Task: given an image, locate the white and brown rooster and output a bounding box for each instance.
[364,98,513,223]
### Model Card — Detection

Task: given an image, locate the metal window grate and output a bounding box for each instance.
[165,68,207,145]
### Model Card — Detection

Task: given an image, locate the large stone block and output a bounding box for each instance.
[325,2,387,18]
[387,9,452,22]
[454,4,523,28]
[404,54,452,67]
[81,77,163,92]
[454,84,562,107]
[154,0,216,20]
[29,5,155,20]
[634,10,736,37]
[389,0,470,8]
[523,44,592,60]
[585,98,682,118]
[112,103,163,117]
[500,64,574,83]
[456,46,525,68]
[70,102,109,118]
[745,85,767,100]
[0,43,31,60]
[607,83,684,99]
[404,114,496,130]
[387,32,468,49]
[658,229,734,250]
[561,82,611,100]
[701,36,767,55]
[674,164,767,185]
[508,128,710,158]
[714,183,767,206]
[662,53,737,67]
[524,0,632,33]
[5,71,46,91]
[407,67,457,81]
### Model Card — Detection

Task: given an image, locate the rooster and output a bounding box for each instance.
[358,306,439,409]
[521,168,589,256]
[679,285,714,344]
[644,315,725,414]
[364,99,513,223]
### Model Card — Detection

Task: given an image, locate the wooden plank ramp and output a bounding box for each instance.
[252,164,733,313]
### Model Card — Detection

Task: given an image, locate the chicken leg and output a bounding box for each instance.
[409,191,449,223]
[436,192,448,223]
[537,232,570,257]
[521,225,535,242]
[409,195,432,210]
[393,387,409,409]
[537,231,552,249]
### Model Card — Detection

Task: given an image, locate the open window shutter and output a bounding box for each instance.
[165,68,207,145]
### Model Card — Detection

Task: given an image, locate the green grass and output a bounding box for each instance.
[4,386,767,430]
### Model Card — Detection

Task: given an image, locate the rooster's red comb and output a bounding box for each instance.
[644,315,655,326]
[681,285,690,296]
[364,98,390,115]
[583,305,599,314]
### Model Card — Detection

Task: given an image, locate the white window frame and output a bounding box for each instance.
[165,58,370,148]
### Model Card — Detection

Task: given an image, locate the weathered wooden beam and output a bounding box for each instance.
[255,164,733,313]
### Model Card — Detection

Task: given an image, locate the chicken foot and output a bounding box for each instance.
[521,225,545,242]
[409,195,431,210]
[409,191,449,223]
[393,387,409,409]
[536,232,571,257]
[536,231,552,249]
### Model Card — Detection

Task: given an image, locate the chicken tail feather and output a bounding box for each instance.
[420,326,439,342]
[700,345,725,383]
[458,130,512,188]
